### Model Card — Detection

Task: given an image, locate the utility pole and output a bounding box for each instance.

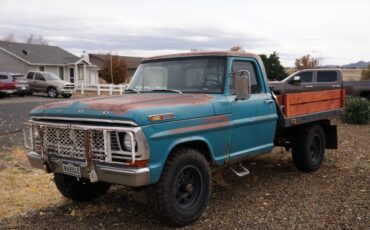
[110,51,113,84]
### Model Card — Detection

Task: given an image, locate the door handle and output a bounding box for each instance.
[332,85,340,88]
[264,99,274,104]
[305,85,313,88]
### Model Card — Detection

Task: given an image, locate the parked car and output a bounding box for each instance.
[24,51,344,227]
[0,72,29,97]
[0,81,15,98]
[25,71,75,98]
[269,68,370,99]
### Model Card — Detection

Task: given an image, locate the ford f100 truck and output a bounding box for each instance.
[23,51,344,227]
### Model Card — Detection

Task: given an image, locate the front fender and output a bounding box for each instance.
[142,115,232,184]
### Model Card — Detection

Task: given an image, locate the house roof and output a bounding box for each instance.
[0,41,80,65]
[89,54,143,69]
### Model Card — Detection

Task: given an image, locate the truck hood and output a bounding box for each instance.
[30,93,217,126]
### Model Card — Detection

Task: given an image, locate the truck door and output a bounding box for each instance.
[34,73,47,92]
[315,70,341,91]
[284,71,314,92]
[228,59,277,161]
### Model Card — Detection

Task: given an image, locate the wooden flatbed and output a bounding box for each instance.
[275,89,345,127]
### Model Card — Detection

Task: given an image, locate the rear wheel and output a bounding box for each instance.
[147,148,211,227]
[54,173,111,202]
[292,125,325,172]
[47,87,58,98]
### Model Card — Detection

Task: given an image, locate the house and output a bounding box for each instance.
[89,54,143,82]
[0,41,99,84]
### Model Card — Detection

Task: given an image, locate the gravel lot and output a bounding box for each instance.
[0,119,369,229]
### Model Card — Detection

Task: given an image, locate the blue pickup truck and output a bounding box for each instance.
[23,51,344,227]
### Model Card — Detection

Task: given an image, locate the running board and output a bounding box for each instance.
[230,163,250,177]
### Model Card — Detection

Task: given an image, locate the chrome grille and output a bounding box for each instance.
[30,125,138,165]
[64,84,75,90]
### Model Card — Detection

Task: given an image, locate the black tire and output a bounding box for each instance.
[292,125,326,172]
[27,91,33,96]
[18,92,25,97]
[47,87,58,98]
[147,148,211,227]
[62,94,72,98]
[54,173,111,202]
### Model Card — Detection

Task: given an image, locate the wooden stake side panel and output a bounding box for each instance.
[275,89,345,117]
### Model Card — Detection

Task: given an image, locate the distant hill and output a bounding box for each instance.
[342,61,370,68]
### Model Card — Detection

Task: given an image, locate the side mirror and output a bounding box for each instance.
[290,75,301,85]
[234,70,251,100]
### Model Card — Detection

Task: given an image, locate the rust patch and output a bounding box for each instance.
[170,115,230,135]
[34,96,118,110]
[84,130,98,182]
[35,100,75,110]
[84,94,213,114]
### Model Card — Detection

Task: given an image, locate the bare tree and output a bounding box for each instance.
[2,33,17,42]
[26,33,49,45]
[230,45,244,52]
[294,54,319,70]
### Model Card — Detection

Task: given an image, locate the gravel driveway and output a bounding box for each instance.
[0,119,369,229]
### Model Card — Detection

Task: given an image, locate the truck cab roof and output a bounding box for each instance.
[142,51,261,62]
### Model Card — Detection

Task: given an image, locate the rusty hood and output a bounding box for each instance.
[30,93,218,126]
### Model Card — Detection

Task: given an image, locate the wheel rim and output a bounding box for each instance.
[48,88,56,97]
[310,134,322,160]
[173,165,203,209]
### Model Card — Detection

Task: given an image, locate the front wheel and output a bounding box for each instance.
[292,125,326,172]
[147,148,211,227]
[62,94,72,98]
[54,173,111,202]
[47,87,58,98]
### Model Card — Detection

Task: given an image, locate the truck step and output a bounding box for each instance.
[230,163,250,177]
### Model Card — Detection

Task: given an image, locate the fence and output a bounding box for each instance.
[75,84,127,95]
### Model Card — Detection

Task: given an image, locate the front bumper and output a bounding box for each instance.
[27,151,150,187]
[58,89,75,94]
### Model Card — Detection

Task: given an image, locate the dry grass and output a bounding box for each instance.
[0,147,64,219]
[0,120,369,229]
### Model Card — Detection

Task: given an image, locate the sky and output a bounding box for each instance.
[0,0,369,66]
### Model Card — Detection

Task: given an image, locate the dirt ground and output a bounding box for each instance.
[0,119,369,229]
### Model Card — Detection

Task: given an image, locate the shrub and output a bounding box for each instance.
[344,96,370,124]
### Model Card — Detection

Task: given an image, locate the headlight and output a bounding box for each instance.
[123,133,135,151]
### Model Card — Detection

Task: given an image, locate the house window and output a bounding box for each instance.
[38,66,45,72]
[59,67,64,80]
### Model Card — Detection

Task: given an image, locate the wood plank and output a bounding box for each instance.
[287,89,342,105]
[287,99,342,116]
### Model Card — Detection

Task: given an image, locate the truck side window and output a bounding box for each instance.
[298,72,313,83]
[0,75,8,81]
[317,71,337,82]
[26,72,34,80]
[230,61,261,94]
[35,73,45,81]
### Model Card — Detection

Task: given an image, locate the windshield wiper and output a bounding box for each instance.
[150,89,183,94]
[124,88,140,94]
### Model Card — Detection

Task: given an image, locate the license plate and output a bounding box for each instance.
[62,162,81,177]
[21,87,26,90]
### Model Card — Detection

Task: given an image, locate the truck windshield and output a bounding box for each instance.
[44,73,61,81]
[128,57,226,93]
